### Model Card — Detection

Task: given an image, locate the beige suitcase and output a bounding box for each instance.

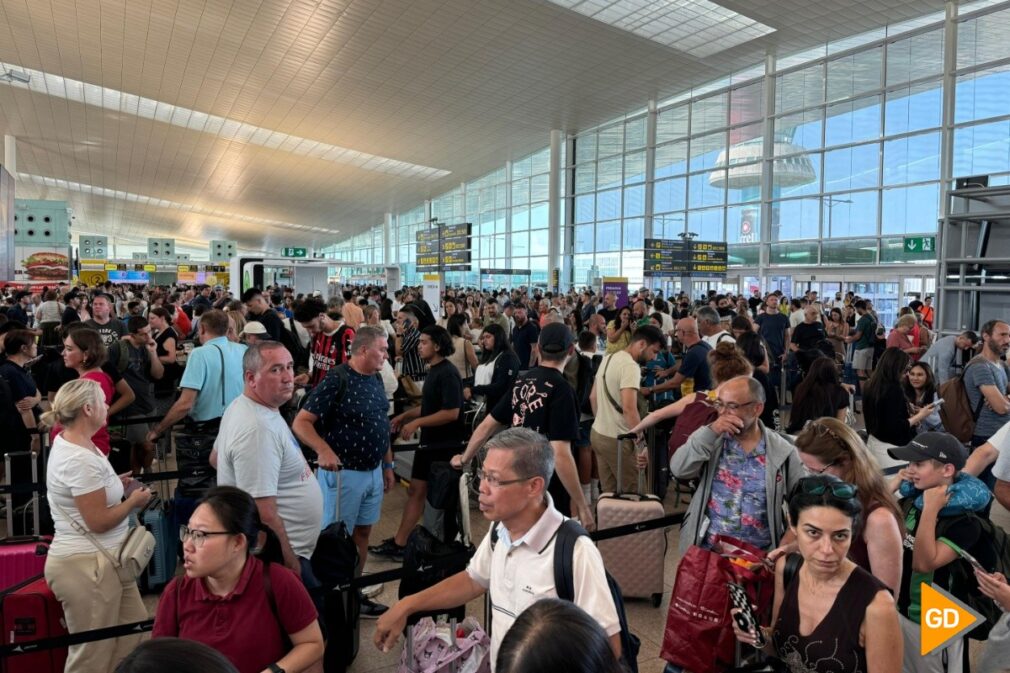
[596,434,667,606]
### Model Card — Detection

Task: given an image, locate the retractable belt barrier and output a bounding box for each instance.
[0,511,686,658]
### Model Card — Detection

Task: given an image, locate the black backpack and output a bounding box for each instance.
[491,518,641,672]
[279,317,310,370]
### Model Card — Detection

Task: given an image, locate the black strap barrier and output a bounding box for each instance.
[1,511,686,657]
[0,619,154,657]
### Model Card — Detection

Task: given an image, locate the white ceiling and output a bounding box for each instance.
[0,0,948,254]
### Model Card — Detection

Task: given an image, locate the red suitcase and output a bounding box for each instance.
[0,574,67,673]
[0,536,50,592]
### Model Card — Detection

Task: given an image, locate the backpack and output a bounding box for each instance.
[935,511,1010,640]
[106,339,131,375]
[279,317,310,370]
[490,519,641,673]
[668,393,718,458]
[563,352,596,416]
[938,356,991,443]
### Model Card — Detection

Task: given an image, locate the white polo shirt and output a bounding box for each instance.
[466,494,620,669]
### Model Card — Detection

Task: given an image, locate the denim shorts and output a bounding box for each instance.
[317,466,383,529]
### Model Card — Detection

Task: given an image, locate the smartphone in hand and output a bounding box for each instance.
[956,546,987,574]
[728,582,766,647]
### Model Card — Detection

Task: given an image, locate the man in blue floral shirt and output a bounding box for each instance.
[670,376,803,555]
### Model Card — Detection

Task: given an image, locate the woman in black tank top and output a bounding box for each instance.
[733,476,902,673]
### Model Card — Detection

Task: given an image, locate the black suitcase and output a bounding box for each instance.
[399,470,475,627]
[422,460,463,544]
[647,424,671,502]
[4,450,53,537]
[311,469,360,673]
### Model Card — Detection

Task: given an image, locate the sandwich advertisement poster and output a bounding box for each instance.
[14,246,71,283]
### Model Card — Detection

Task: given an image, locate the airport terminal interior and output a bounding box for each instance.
[6,1,1010,672]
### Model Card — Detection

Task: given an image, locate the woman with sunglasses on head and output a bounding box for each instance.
[794,418,903,595]
[733,476,902,673]
[152,486,323,673]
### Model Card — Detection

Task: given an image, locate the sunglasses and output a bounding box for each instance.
[797,477,857,499]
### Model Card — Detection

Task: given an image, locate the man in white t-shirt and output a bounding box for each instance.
[211,342,324,598]
[697,306,735,348]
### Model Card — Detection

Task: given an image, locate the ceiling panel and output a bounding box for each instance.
[0,0,948,253]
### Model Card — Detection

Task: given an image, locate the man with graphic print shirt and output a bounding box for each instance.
[451,323,594,529]
[294,297,355,388]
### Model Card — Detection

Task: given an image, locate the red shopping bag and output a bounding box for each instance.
[660,535,772,673]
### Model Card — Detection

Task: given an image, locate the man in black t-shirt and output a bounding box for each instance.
[241,287,285,341]
[451,323,593,529]
[371,325,464,560]
[596,292,619,326]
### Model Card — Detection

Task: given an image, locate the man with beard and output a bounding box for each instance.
[589,325,663,494]
[510,306,540,368]
[964,319,1010,493]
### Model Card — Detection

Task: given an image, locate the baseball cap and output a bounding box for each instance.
[888,432,967,471]
[241,321,269,337]
[539,322,574,355]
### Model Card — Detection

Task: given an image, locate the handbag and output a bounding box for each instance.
[399,616,490,673]
[660,535,773,673]
[52,497,156,582]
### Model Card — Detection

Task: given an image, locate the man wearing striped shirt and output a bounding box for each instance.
[294,297,355,388]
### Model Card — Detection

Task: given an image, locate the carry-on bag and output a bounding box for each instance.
[0,574,68,673]
[174,419,219,497]
[399,465,476,627]
[399,616,491,673]
[422,451,467,544]
[4,450,53,537]
[0,537,50,592]
[311,468,360,673]
[660,535,773,673]
[596,434,667,606]
[139,496,177,593]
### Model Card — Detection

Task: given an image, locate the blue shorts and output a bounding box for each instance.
[576,419,593,449]
[318,466,383,530]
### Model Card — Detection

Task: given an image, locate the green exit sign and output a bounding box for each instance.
[281,247,307,258]
[903,236,936,254]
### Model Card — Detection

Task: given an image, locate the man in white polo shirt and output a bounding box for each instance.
[373,427,620,666]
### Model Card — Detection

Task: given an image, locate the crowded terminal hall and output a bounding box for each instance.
[4,3,1010,673]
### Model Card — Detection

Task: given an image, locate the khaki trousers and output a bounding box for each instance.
[590,428,639,494]
[45,550,149,673]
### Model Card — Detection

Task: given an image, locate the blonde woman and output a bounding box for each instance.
[226,311,246,343]
[44,379,153,673]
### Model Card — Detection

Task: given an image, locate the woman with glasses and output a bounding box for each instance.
[864,348,938,466]
[153,486,324,673]
[733,475,902,673]
[793,418,903,595]
[43,378,152,673]
[464,323,520,413]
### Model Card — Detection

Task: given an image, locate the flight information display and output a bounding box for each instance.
[643,239,728,276]
[416,223,472,271]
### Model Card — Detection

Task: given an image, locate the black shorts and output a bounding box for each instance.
[410,446,458,481]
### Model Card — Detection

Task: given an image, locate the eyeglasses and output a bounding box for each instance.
[476,469,535,489]
[796,477,857,499]
[804,460,837,475]
[712,400,758,413]
[179,525,232,548]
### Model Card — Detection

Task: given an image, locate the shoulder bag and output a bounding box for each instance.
[52,497,155,582]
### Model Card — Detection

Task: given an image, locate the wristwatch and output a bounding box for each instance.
[382,462,395,470]
[268,664,285,673]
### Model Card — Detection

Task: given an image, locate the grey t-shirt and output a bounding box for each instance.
[215,394,324,559]
[922,335,959,385]
[964,359,1010,439]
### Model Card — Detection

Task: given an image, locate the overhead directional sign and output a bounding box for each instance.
[644,239,728,276]
[281,247,308,258]
[904,236,936,254]
[416,223,473,271]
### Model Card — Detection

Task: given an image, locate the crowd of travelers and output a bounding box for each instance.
[4,278,1010,673]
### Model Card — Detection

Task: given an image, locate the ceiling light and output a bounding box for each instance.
[546,0,775,58]
[0,69,30,84]
[0,60,450,180]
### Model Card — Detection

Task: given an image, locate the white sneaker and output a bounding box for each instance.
[361,577,384,599]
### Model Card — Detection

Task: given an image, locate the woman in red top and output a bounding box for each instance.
[153,486,323,673]
[52,326,133,456]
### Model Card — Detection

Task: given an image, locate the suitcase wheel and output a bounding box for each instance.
[652,593,662,608]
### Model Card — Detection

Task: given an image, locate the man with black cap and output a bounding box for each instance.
[887,432,993,673]
[451,322,594,529]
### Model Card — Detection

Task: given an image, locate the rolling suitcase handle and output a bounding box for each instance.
[616,433,648,497]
